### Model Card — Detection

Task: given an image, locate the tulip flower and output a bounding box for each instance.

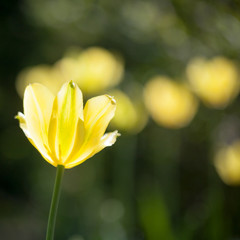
[144,76,198,128]
[15,65,65,97]
[74,47,124,95]
[108,89,148,134]
[15,47,124,98]
[214,140,240,185]
[16,81,119,168]
[16,81,119,240]
[186,57,240,108]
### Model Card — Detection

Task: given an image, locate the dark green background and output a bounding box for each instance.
[1,0,240,239]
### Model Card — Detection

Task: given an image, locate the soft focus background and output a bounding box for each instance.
[2,0,240,239]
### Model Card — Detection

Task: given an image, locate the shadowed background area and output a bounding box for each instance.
[1,0,240,239]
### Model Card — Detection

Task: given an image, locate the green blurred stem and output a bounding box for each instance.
[46,165,65,240]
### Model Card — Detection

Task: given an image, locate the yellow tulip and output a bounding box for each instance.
[186,57,240,108]
[109,89,148,134]
[144,76,198,128]
[74,47,124,94]
[214,141,240,185]
[16,81,119,169]
[15,65,65,97]
[16,47,124,98]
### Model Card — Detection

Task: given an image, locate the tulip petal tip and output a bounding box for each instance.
[106,95,116,104]
[15,112,24,121]
[69,80,76,88]
[15,113,20,120]
[105,130,120,146]
[116,130,121,137]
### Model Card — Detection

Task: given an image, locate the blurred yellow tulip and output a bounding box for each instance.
[16,81,119,169]
[74,47,124,94]
[16,65,65,97]
[16,47,124,98]
[214,140,240,185]
[144,76,198,128]
[186,57,240,108]
[54,57,81,83]
[109,89,148,134]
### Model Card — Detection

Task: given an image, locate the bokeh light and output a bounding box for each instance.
[186,56,240,108]
[214,140,240,185]
[16,47,124,97]
[74,47,123,95]
[144,76,198,128]
[109,89,147,134]
[16,65,64,97]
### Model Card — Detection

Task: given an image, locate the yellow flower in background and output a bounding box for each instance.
[74,47,124,94]
[186,57,239,108]
[214,140,240,185]
[54,57,82,84]
[109,89,148,134]
[16,81,119,169]
[144,76,198,129]
[16,65,65,97]
[15,47,124,98]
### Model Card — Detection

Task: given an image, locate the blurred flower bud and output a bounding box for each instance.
[186,57,240,108]
[74,47,124,95]
[54,56,81,83]
[214,140,240,185]
[144,76,198,128]
[16,47,124,98]
[16,65,64,97]
[109,89,147,134]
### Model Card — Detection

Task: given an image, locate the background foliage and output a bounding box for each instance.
[1,0,240,239]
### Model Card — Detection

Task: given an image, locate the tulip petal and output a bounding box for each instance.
[64,95,116,168]
[16,112,55,165]
[16,112,31,138]
[63,117,86,163]
[21,84,56,165]
[96,130,120,150]
[84,95,116,144]
[85,130,120,160]
[65,130,120,169]
[48,81,83,163]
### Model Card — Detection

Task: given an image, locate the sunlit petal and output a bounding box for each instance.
[65,131,120,169]
[64,95,116,167]
[84,95,116,144]
[93,130,120,153]
[15,112,30,138]
[64,118,86,163]
[21,84,56,165]
[24,83,54,146]
[48,81,83,163]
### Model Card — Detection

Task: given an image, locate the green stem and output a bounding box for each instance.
[46,165,65,240]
